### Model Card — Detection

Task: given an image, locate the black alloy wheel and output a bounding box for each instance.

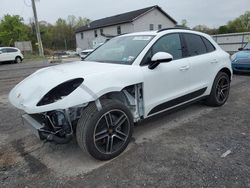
[94,109,130,154]
[205,71,230,107]
[215,76,230,103]
[76,99,133,160]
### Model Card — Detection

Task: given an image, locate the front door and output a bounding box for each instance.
[141,33,194,117]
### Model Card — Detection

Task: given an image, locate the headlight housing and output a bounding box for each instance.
[37,78,84,106]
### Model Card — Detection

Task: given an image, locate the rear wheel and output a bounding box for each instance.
[205,72,230,107]
[76,99,133,160]
[15,56,22,64]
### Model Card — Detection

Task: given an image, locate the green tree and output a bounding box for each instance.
[0,15,29,46]
[218,11,250,34]
[180,19,188,27]
[193,25,218,35]
[75,16,91,28]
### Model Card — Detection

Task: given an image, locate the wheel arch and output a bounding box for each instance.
[15,55,22,60]
[219,67,232,81]
[98,83,144,121]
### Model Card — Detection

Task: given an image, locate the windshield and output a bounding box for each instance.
[85,35,154,65]
[243,42,250,50]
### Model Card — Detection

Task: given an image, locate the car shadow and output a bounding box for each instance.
[233,72,250,77]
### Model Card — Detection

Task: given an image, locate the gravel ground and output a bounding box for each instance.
[0,61,249,188]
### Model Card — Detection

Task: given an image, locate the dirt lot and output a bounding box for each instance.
[0,61,250,188]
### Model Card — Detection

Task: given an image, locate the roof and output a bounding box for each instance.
[75,5,177,33]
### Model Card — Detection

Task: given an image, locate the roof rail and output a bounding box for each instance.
[157,26,191,33]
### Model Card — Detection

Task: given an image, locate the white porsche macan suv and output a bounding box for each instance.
[9,28,232,160]
[0,47,23,63]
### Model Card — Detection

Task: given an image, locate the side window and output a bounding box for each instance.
[0,48,7,53]
[201,37,215,52]
[152,33,182,59]
[141,33,183,65]
[6,48,17,53]
[183,33,207,56]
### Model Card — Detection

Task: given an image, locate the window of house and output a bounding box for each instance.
[81,32,84,39]
[158,24,162,30]
[100,29,103,35]
[149,24,154,31]
[183,33,207,56]
[117,26,121,35]
[94,30,98,37]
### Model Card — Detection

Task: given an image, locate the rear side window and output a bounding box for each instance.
[201,37,215,52]
[183,33,207,56]
[6,48,18,53]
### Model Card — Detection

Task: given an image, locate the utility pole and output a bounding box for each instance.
[31,0,44,56]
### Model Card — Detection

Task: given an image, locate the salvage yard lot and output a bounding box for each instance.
[0,61,250,188]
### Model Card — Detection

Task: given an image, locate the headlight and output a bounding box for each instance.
[230,54,237,62]
[37,78,84,106]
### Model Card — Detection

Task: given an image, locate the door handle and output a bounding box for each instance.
[179,65,190,71]
[210,59,218,64]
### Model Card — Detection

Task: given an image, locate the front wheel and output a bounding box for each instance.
[205,72,230,107]
[76,99,134,160]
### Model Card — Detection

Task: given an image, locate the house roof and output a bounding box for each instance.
[75,5,177,33]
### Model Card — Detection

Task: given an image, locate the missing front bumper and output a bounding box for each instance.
[21,112,74,144]
[22,114,44,139]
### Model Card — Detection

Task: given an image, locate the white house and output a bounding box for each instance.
[75,5,177,50]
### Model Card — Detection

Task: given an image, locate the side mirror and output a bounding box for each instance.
[238,47,243,51]
[148,52,173,70]
[0,51,2,54]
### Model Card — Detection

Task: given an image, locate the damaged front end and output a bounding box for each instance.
[22,106,86,144]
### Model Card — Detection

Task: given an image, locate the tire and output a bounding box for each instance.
[205,72,230,107]
[76,99,134,161]
[15,56,22,64]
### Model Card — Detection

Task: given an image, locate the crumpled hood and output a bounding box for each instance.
[9,61,142,113]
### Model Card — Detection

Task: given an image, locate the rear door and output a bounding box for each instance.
[181,33,217,92]
[6,48,18,61]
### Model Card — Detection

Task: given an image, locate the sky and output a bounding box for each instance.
[0,0,250,28]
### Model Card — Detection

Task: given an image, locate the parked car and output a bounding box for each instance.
[231,41,250,72]
[0,47,23,63]
[53,51,68,58]
[9,28,232,160]
[80,49,94,60]
[65,50,78,57]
